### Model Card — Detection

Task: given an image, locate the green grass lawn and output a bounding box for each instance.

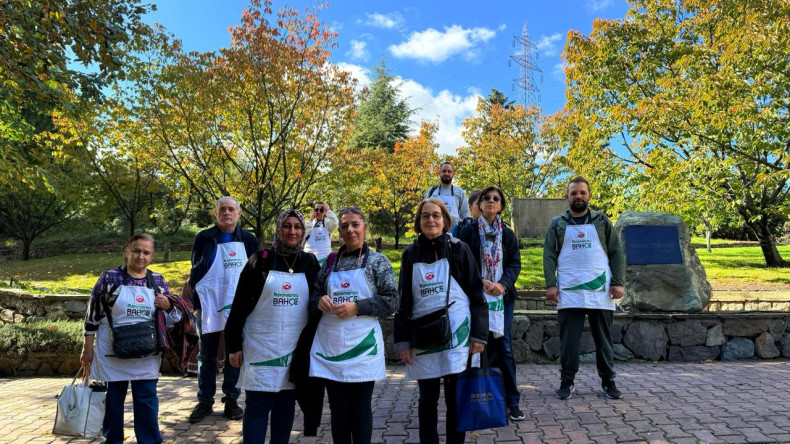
[1,244,788,294]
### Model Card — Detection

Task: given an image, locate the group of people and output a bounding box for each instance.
[79,161,625,444]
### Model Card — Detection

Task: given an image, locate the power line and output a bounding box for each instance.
[509,23,542,107]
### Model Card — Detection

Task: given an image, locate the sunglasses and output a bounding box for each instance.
[314,207,325,213]
[482,195,501,202]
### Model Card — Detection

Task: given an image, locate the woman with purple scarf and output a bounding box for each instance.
[458,186,525,422]
[80,233,190,444]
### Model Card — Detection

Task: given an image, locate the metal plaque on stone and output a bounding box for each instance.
[625,225,683,265]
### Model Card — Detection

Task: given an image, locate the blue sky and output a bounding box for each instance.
[146,0,630,154]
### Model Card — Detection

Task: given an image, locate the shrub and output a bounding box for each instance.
[0,320,83,356]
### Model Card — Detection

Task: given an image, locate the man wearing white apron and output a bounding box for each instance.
[543,176,625,400]
[188,197,258,423]
[304,201,338,265]
[425,161,469,228]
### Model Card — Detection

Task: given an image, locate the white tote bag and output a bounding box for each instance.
[53,365,106,438]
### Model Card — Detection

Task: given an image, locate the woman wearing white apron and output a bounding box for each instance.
[458,186,525,421]
[310,206,398,444]
[225,209,320,443]
[304,201,338,265]
[80,233,185,444]
[395,199,489,444]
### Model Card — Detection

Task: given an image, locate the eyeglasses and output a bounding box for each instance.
[482,195,501,202]
[314,207,325,213]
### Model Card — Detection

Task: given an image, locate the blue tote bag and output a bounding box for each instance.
[455,354,508,431]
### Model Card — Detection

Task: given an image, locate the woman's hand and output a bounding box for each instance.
[482,280,505,296]
[80,337,95,366]
[398,349,413,365]
[229,351,243,368]
[469,341,485,355]
[318,295,334,313]
[154,293,172,311]
[334,302,359,319]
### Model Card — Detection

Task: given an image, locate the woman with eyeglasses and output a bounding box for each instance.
[394,198,488,444]
[309,206,398,444]
[224,209,321,443]
[304,201,338,265]
[458,186,524,422]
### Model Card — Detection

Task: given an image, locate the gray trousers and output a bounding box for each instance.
[558,308,616,382]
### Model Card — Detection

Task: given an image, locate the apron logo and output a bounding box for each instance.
[341,281,350,289]
[229,251,237,257]
[577,232,585,239]
[135,296,144,303]
[282,282,292,291]
[425,272,435,280]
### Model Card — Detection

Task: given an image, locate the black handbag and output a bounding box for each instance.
[409,272,455,350]
[103,268,158,359]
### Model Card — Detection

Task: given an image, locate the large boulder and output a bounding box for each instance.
[721,338,755,361]
[754,332,780,359]
[667,321,707,346]
[614,212,711,312]
[780,333,790,358]
[668,345,720,362]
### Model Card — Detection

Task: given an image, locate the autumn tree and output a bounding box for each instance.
[135,2,355,239]
[562,0,790,266]
[457,92,564,216]
[361,121,439,248]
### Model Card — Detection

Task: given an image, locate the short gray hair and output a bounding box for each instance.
[215,196,240,211]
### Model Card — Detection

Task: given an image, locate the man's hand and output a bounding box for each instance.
[398,349,413,365]
[546,286,559,302]
[610,285,624,299]
[229,351,243,368]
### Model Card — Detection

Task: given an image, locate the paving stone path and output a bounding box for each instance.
[2,361,789,443]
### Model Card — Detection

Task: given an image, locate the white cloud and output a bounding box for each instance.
[346,40,369,62]
[335,62,372,92]
[389,25,498,63]
[363,12,405,30]
[536,33,562,57]
[552,62,566,83]
[587,0,613,11]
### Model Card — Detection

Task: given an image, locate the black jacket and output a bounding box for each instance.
[188,224,258,309]
[394,233,488,350]
[458,220,522,303]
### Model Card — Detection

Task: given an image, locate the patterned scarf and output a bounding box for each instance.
[272,209,306,255]
[477,215,503,282]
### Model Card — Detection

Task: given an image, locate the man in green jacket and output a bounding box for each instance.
[543,176,625,400]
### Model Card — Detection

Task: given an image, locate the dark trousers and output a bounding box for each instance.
[103,379,161,444]
[324,380,375,444]
[418,375,465,444]
[558,308,616,382]
[242,390,295,444]
[485,297,520,408]
[196,311,240,404]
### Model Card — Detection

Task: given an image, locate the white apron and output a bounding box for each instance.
[310,254,385,382]
[557,224,614,310]
[405,259,471,381]
[238,268,309,392]
[194,241,247,333]
[92,284,160,382]
[430,186,460,222]
[304,224,332,264]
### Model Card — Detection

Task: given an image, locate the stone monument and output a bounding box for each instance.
[614,211,711,312]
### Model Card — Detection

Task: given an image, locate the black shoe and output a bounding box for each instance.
[508,406,526,421]
[601,380,622,399]
[223,397,244,420]
[188,401,213,423]
[555,380,575,400]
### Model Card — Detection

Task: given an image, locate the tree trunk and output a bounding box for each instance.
[705,230,712,253]
[394,230,400,249]
[22,238,32,261]
[163,238,171,262]
[751,220,788,267]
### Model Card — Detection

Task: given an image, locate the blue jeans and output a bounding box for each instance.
[486,296,520,408]
[196,310,240,404]
[103,379,161,444]
[243,390,296,444]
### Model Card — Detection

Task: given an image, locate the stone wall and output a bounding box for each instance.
[0,289,88,323]
[511,198,568,239]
